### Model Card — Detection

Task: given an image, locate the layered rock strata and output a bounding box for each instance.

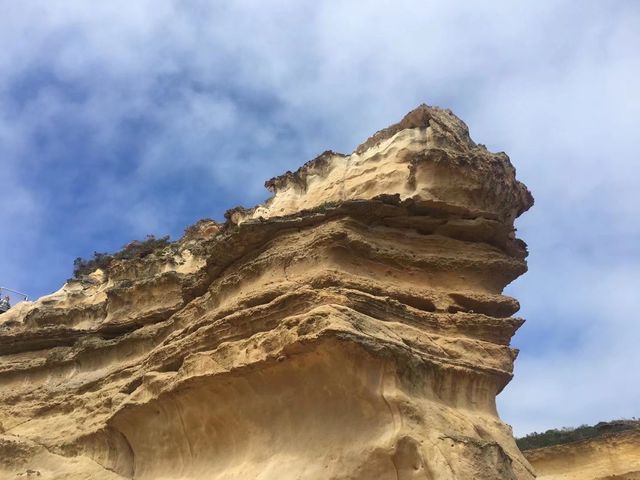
[0,105,534,479]
[524,425,640,479]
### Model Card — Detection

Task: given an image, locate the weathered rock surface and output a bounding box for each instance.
[525,426,640,479]
[0,105,534,479]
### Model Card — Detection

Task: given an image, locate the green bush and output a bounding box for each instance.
[517,419,640,451]
[73,235,171,278]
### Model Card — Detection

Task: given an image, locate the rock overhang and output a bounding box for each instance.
[0,105,535,480]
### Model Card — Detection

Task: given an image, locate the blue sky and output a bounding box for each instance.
[1,1,638,435]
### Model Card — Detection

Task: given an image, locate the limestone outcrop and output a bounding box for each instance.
[0,105,534,479]
[524,424,640,479]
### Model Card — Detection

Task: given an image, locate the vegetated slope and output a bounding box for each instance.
[517,419,640,451]
[522,420,640,480]
[0,105,534,479]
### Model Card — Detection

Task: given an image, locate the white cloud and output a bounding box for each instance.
[0,0,638,434]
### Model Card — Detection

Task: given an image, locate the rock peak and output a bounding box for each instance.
[238,104,532,225]
[355,104,475,154]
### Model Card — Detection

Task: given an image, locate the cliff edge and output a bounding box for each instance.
[0,105,534,479]
[523,421,640,479]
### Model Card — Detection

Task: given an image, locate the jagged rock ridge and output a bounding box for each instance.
[0,105,534,479]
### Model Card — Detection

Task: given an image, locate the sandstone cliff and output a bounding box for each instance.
[524,423,640,479]
[0,105,534,479]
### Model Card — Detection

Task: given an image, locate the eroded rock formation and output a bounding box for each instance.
[0,105,534,479]
[525,425,640,479]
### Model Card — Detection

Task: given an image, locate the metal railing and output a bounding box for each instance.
[0,287,29,302]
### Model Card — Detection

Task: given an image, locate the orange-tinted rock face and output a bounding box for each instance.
[0,105,534,479]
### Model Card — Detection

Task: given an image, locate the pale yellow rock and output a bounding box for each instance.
[525,428,640,480]
[0,105,534,479]
[238,106,531,225]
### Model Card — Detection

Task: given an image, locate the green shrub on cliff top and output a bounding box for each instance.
[516,419,639,451]
[73,234,170,278]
